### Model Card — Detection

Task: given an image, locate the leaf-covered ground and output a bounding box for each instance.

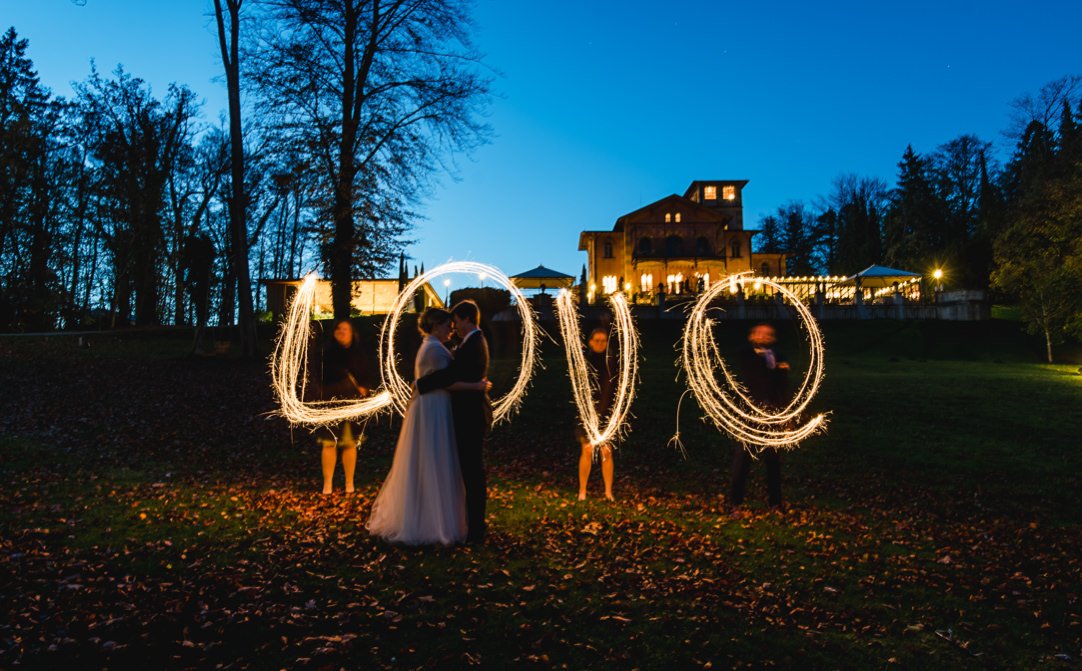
[1,322,1080,669]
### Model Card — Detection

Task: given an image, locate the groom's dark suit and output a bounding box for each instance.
[416,327,492,542]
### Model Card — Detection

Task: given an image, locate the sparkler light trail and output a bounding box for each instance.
[681,273,827,450]
[271,273,393,426]
[555,289,640,449]
[379,261,541,425]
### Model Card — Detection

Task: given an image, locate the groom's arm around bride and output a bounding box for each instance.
[415,300,492,543]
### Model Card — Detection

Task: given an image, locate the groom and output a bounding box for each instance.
[416,300,493,543]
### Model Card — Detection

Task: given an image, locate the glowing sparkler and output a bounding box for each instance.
[555,289,640,448]
[271,273,393,426]
[681,273,827,450]
[379,261,540,425]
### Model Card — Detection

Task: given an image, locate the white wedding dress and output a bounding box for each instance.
[366,336,467,545]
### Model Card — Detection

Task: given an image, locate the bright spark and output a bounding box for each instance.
[555,290,640,449]
[681,273,827,450]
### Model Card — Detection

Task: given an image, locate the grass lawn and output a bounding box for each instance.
[1,320,1080,669]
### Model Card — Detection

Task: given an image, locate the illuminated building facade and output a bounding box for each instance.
[578,180,786,301]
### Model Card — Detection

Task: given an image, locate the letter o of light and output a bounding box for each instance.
[380,261,540,424]
[682,273,826,449]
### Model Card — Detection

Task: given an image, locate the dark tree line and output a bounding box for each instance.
[0,0,489,336]
[754,76,1082,360]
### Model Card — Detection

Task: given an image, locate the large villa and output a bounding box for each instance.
[578,180,786,301]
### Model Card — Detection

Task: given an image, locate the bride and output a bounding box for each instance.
[366,307,486,545]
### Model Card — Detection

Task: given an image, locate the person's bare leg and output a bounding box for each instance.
[600,444,614,501]
[321,441,337,494]
[340,423,357,493]
[341,443,357,493]
[578,440,592,500]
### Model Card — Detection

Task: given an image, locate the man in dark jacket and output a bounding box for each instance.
[415,300,492,543]
[728,322,789,512]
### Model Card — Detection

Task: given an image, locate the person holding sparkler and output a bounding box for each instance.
[727,322,790,513]
[313,319,373,494]
[576,327,618,501]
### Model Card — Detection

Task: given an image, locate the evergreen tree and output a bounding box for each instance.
[992,83,1082,361]
[931,134,994,286]
[754,214,784,253]
[883,145,948,273]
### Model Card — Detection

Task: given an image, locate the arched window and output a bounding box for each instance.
[730,239,741,258]
[638,237,653,256]
[603,240,613,258]
[695,236,710,256]
[666,235,682,257]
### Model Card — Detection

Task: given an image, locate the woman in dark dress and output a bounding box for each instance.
[315,319,371,494]
[576,327,617,501]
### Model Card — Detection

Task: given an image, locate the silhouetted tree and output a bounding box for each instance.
[992,79,1082,361]
[75,66,199,326]
[213,0,258,356]
[883,144,949,273]
[249,0,491,320]
[754,214,783,254]
[825,174,886,275]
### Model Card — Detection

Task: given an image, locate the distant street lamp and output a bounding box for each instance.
[933,268,944,293]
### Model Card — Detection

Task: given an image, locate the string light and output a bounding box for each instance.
[270,273,393,427]
[681,272,827,450]
[555,289,640,448]
[379,261,540,425]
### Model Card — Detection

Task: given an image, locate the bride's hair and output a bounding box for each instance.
[418,307,452,335]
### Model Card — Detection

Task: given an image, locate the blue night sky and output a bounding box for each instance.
[5,0,1081,281]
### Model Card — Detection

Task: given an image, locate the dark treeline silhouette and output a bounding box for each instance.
[753,76,1082,361]
[0,1,489,336]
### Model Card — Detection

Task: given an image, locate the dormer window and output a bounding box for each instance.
[723,185,737,201]
[704,185,717,200]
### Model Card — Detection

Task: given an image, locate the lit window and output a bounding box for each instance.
[704,185,717,200]
[702,273,710,288]
[675,212,681,223]
[640,273,654,292]
[723,185,736,201]
[602,275,618,294]
[664,212,672,223]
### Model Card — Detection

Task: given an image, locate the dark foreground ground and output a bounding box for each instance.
[1,319,1080,669]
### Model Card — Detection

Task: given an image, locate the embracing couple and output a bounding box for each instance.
[366,301,493,546]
